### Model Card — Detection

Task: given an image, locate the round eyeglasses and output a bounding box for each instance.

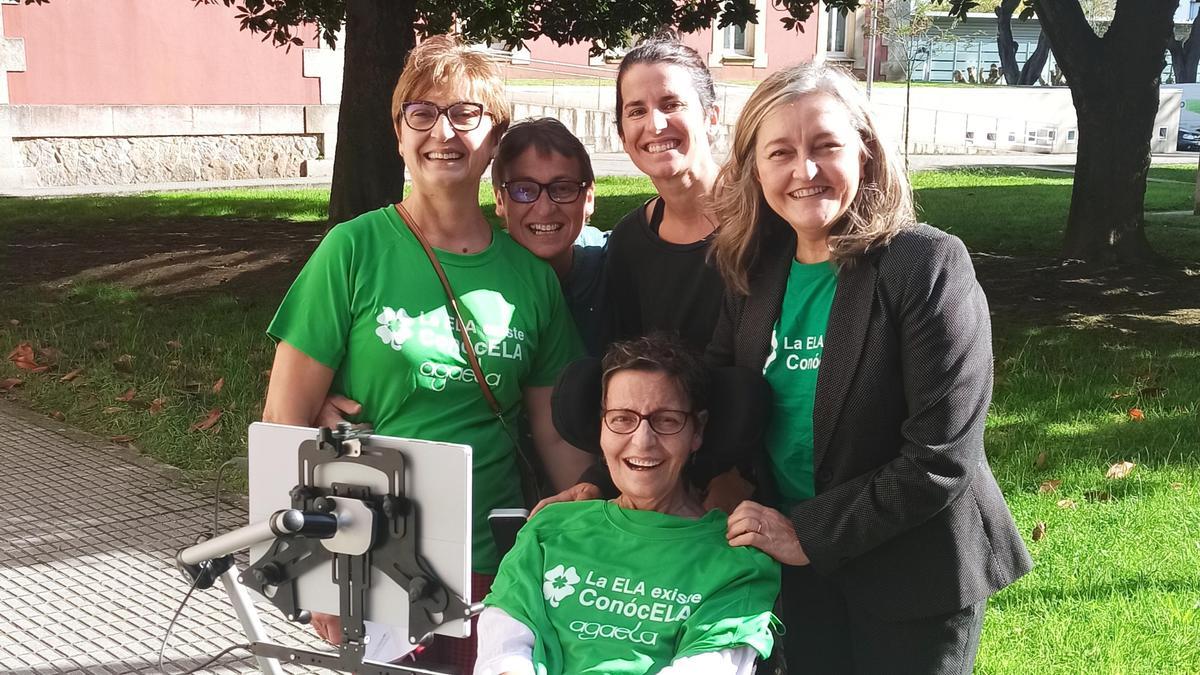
[501,180,590,204]
[400,101,489,132]
[601,408,691,435]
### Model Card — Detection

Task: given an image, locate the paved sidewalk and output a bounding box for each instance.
[0,400,326,674]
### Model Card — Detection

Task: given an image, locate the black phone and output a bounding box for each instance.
[488,508,529,558]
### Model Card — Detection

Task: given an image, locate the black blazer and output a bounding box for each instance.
[708,219,1032,621]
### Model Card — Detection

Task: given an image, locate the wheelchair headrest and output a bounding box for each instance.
[551,357,772,476]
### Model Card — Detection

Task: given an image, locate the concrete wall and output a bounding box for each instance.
[867,86,1183,155]
[0,104,338,188]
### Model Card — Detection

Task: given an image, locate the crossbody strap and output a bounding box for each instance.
[394,202,503,417]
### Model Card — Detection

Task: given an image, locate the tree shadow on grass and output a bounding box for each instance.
[0,191,657,301]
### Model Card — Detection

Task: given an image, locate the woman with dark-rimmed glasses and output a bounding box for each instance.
[263,34,592,669]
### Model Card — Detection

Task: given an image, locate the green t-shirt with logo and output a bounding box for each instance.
[268,206,583,574]
[762,260,837,506]
[485,501,779,674]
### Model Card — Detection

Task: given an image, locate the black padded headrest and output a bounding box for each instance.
[551,357,772,475]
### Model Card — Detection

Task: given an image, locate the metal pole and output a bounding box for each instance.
[866,0,879,99]
[220,568,285,675]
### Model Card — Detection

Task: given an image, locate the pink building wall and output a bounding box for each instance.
[3,0,320,105]
[512,10,820,82]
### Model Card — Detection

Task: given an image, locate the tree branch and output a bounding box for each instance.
[1032,0,1099,85]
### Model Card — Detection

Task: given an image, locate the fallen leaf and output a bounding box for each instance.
[189,408,222,432]
[1171,482,1184,490]
[113,354,134,372]
[1033,451,1048,470]
[211,377,225,395]
[49,410,65,421]
[0,377,22,390]
[109,435,135,444]
[166,340,183,350]
[1056,499,1077,509]
[115,388,136,402]
[1138,386,1166,398]
[1038,480,1062,493]
[1084,490,1112,502]
[148,397,166,415]
[1108,391,1131,400]
[1031,522,1047,542]
[8,342,49,372]
[5,343,27,361]
[7,319,18,326]
[1128,408,1145,421]
[60,368,84,382]
[101,406,124,414]
[1106,461,1136,480]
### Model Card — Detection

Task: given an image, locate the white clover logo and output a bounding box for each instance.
[375,307,416,350]
[542,564,580,608]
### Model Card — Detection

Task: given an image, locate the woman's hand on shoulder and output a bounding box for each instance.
[530,482,602,517]
[316,394,364,428]
[726,500,810,566]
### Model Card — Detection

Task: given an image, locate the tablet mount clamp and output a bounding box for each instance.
[176,425,475,675]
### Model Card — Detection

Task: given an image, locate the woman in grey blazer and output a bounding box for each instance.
[710,63,1032,673]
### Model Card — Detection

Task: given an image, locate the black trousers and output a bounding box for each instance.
[777,564,986,675]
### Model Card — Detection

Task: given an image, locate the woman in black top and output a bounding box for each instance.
[603,36,726,352]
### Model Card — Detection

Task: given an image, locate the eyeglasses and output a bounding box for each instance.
[501,180,590,204]
[601,408,691,435]
[400,100,489,132]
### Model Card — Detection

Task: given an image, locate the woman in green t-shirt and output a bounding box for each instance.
[707,63,1032,673]
[478,335,779,675]
[263,35,592,668]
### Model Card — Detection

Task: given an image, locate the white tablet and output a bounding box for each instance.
[246,422,473,659]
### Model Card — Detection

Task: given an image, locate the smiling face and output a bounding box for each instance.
[601,369,705,510]
[396,84,497,191]
[754,93,866,258]
[495,148,594,275]
[618,63,718,181]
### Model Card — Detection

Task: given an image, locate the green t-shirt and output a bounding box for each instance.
[485,501,780,674]
[762,260,837,506]
[268,206,583,573]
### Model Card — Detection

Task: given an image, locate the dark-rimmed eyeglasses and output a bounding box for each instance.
[400,101,489,132]
[602,408,691,435]
[501,180,590,204]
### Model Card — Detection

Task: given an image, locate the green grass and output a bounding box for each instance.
[1,171,1199,672]
[913,167,1200,258]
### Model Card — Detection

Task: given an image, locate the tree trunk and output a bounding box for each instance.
[995,0,1021,85]
[327,0,416,227]
[1181,13,1200,83]
[1018,31,1052,85]
[1035,0,1177,266]
[1061,77,1159,263]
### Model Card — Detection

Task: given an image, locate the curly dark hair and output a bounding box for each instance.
[600,333,708,413]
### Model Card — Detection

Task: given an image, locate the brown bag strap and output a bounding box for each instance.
[394,202,503,417]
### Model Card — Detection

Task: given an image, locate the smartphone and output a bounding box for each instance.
[488,508,529,558]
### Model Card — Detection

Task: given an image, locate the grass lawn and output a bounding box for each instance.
[1,170,1198,672]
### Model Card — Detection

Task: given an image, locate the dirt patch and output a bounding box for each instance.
[2,217,326,298]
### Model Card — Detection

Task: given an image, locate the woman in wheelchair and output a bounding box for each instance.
[475,334,780,675]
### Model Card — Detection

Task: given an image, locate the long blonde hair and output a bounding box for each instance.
[712,62,914,295]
